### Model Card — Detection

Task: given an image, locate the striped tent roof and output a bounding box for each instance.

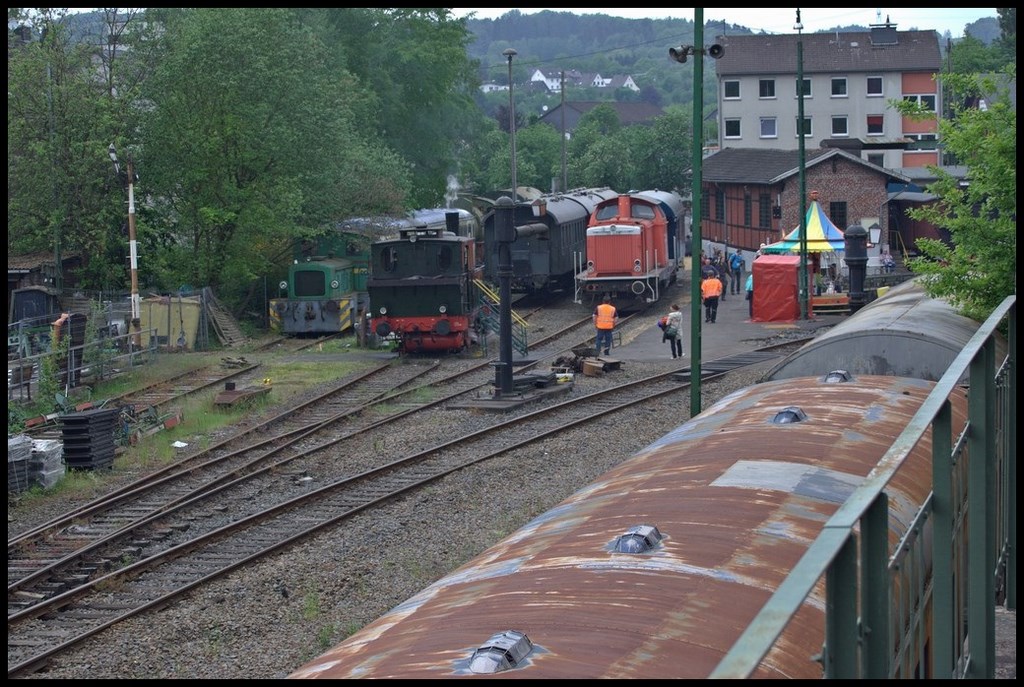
[762,200,845,254]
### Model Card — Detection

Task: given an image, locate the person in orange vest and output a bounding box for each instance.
[593,294,619,356]
[701,272,723,324]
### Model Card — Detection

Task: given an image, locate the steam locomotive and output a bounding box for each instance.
[367,208,484,353]
[480,187,617,296]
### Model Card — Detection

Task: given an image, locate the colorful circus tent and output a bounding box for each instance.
[761,197,845,255]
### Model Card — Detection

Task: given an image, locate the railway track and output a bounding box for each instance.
[7,341,790,677]
[249,333,341,353]
[7,313,598,608]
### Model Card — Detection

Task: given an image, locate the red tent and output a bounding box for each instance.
[752,255,801,322]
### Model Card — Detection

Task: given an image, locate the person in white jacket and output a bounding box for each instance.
[663,303,684,359]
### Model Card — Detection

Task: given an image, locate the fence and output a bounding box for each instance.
[711,295,1016,678]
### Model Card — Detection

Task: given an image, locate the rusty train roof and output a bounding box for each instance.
[290,374,968,680]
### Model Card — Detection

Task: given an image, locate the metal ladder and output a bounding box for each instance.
[473,280,528,356]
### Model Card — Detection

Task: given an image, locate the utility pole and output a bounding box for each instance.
[796,9,809,319]
[560,70,567,192]
[109,143,142,350]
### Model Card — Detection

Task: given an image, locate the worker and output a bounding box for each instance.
[593,294,619,356]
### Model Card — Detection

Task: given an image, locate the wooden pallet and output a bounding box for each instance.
[811,294,850,315]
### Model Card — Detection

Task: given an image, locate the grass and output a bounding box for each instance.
[302,589,321,621]
[8,341,383,508]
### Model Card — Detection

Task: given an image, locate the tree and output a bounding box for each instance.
[7,9,127,291]
[948,34,1004,73]
[138,8,412,305]
[512,123,562,193]
[896,68,1016,321]
[317,8,487,207]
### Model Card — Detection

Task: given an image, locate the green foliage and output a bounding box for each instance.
[8,405,29,436]
[36,328,71,412]
[948,34,1008,73]
[7,9,127,292]
[81,299,118,380]
[895,68,1016,321]
[139,9,410,301]
[302,589,321,621]
[316,624,337,650]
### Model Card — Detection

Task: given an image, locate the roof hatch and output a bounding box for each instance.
[613,524,663,553]
[468,630,533,674]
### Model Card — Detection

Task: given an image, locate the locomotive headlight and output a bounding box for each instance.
[330,280,340,289]
[439,305,447,314]
[279,280,288,290]
[587,260,595,274]
[633,259,642,273]
[379,306,387,315]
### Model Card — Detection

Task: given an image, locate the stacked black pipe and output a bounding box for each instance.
[61,407,119,470]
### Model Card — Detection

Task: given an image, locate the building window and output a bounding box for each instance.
[715,188,725,221]
[743,193,752,227]
[867,153,885,167]
[701,193,710,220]
[867,115,884,136]
[829,202,848,231]
[724,118,741,138]
[831,77,848,97]
[758,193,772,229]
[867,76,883,97]
[831,116,848,136]
[759,79,776,99]
[795,116,812,138]
[795,77,812,98]
[903,94,937,112]
[905,133,938,151]
[760,117,777,138]
[724,80,740,99]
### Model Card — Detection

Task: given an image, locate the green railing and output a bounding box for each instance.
[711,295,1016,679]
[473,280,528,357]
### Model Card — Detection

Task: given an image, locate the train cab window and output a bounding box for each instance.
[595,205,618,221]
[380,246,399,273]
[294,270,326,297]
[437,245,453,271]
[630,205,655,219]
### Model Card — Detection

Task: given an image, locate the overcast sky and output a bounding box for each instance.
[451,8,999,38]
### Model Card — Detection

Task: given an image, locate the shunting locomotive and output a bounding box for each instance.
[575,189,686,305]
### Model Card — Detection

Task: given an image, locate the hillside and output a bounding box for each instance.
[463,11,1002,109]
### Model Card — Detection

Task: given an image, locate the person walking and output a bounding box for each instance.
[593,294,618,356]
[745,272,754,319]
[663,303,684,359]
[729,251,744,295]
[701,272,723,324]
[714,250,729,301]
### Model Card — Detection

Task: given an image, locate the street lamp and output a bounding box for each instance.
[868,223,882,246]
[796,8,809,320]
[503,48,518,202]
[109,143,142,350]
[668,10,724,417]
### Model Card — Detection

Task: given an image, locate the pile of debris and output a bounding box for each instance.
[551,346,621,378]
